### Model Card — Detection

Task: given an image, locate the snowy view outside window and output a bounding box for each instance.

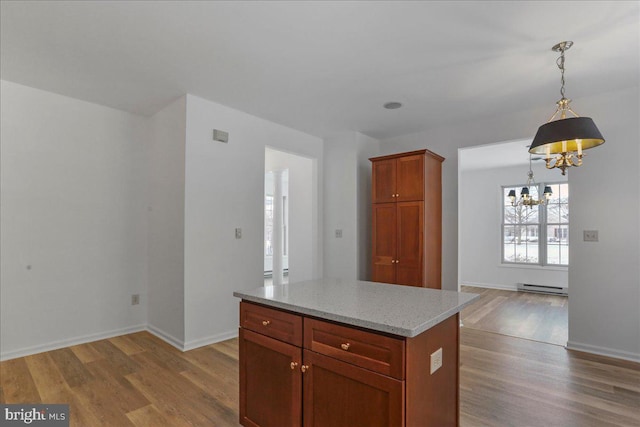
[502,183,569,266]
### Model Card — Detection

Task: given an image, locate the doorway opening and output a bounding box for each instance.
[457,140,569,346]
[264,148,317,286]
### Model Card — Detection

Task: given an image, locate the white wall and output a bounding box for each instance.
[567,86,640,362]
[183,94,323,349]
[0,80,149,359]
[459,163,568,290]
[147,96,186,346]
[323,132,380,280]
[323,133,359,279]
[380,86,640,362]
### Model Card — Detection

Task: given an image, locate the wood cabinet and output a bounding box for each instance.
[239,302,303,427]
[370,150,444,288]
[240,328,302,427]
[302,349,404,427]
[239,301,460,427]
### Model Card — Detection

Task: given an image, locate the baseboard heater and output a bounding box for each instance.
[517,282,568,296]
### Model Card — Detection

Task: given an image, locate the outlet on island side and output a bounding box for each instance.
[131,294,140,305]
[430,347,443,374]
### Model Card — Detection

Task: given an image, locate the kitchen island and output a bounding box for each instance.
[233,278,478,427]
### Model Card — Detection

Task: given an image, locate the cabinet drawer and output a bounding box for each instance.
[241,302,302,346]
[304,318,405,380]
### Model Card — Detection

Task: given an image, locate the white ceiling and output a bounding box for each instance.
[1,1,638,141]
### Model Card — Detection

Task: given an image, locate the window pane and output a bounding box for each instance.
[503,225,516,243]
[560,245,569,265]
[546,225,569,265]
[546,183,569,224]
[525,225,539,263]
[265,195,274,256]
[521,205,539,224]
[547,203,560,223]
[502,185,540,264]
[504,243,516,262]
[504,202,539,224]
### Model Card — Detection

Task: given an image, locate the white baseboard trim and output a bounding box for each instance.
[146,324,185,351]
[1,323,239,360]
[0,324,147,362]
[566,340,640,364]
[183,330,239,352]
[460,281,518,292]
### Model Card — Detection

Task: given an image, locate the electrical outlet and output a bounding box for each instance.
[235,228,242,239]
[335,229,343,238]
[131,294,140,305]
[583,230,598,242]
[430,348,443,374]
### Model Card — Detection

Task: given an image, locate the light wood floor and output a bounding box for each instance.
[2,329,639,426]
[460,286,568,346]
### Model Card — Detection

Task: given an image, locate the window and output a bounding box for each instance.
[265,195,274,256]
[264,194,288,257]
[502,182,569,266]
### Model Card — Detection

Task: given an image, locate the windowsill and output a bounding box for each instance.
[498,263,568,272]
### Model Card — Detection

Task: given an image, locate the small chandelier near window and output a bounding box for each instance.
[529,41,605,175]
[508,155,552,208]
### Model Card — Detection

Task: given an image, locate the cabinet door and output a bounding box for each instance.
[372,158,396,203]
[396,202,423,287]
[372,203,396,283]
[396,154,424,202]
[302,350,404,427]
[240,329,302,427]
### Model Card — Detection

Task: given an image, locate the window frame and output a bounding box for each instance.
[501,181,569,267]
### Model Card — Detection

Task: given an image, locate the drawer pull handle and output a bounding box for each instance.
[301,365,309,373]
[290,361,298,370]
[262,320,271,326]
[341,343,351,351]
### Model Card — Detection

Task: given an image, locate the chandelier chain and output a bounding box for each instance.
[556,48,566,100]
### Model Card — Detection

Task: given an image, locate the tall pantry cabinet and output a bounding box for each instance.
[370,149,444,288]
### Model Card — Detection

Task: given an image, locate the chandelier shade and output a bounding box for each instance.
[531,41,605,175]
[529,117,604,155]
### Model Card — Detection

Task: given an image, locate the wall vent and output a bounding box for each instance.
[517,283,568,296]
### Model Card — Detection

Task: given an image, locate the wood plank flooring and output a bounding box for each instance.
[1,332,240,426]
[461,285,568,346]
[2,328,639,426]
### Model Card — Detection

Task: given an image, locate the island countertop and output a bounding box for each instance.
[233,278,479,338]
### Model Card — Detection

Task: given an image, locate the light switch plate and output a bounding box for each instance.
[583,230,598,242]
[430,348,443,374]
[335,229,343,238]
[213,129,229,143]
[235,228,242,239]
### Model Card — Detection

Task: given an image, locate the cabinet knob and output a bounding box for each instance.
[290,361,299,370]
[262,320,271,326]
[396,259,399,264]
[391,194,396,198]
[396,194,399,197]
[340,343,350,351]
[301,365,310,373]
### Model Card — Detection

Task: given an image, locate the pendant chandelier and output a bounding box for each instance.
[508,155,552,208]
[529,41,605,175]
